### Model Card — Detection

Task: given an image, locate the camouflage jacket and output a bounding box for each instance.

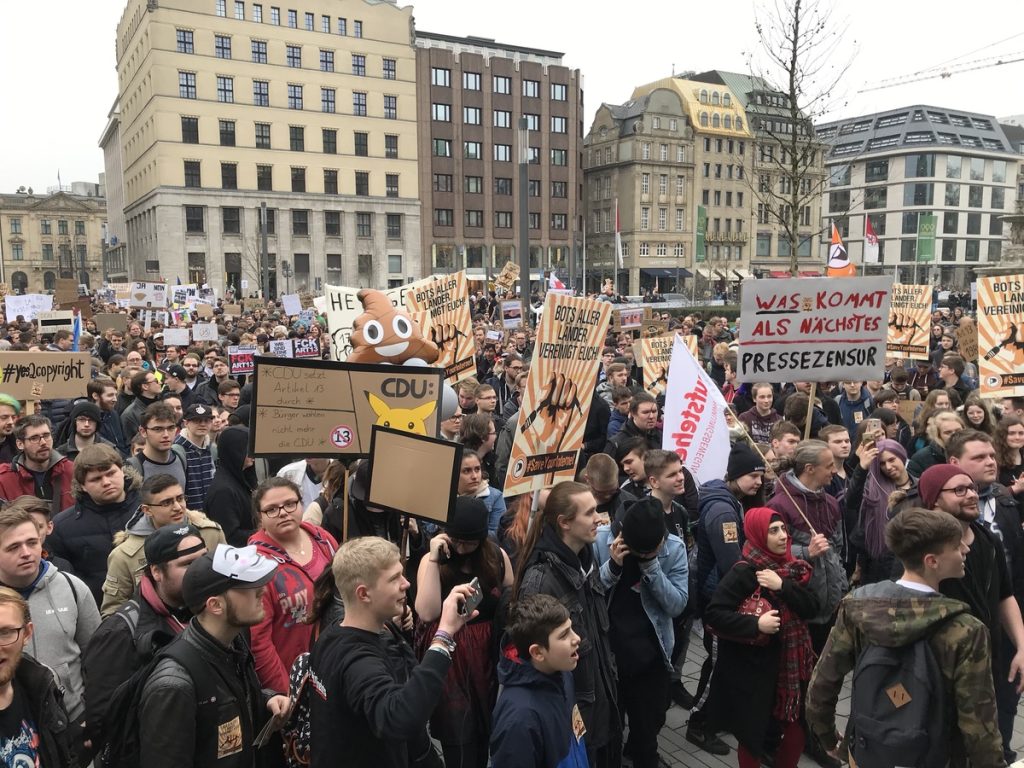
[805,581,1004,768]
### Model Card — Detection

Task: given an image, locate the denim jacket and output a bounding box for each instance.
[593,526,689,669]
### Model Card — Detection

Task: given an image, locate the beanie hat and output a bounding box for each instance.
[621,497,667,553]
[69,401,102,426]
[447,496,488,542]
[918,464,971,509]
[727,442,766,481]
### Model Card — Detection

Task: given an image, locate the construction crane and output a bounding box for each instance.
[858,50,1024,93]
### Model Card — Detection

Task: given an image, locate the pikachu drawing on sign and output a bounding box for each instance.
[366,392,437,436]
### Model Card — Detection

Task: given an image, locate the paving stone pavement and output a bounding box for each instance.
[655,628,1024,767]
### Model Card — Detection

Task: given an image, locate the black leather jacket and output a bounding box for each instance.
[16,654,79,768]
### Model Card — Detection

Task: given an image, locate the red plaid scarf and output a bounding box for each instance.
[743,543,816,723]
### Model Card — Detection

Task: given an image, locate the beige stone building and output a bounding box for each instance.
[113,0,421,295]
[0,188,107,295]
[413,32,582,285]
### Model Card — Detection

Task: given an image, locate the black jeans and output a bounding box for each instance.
[619,661,670,768]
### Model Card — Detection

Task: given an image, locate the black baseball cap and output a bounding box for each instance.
[144,523,205,568]
[166,365,188,382]
[182,544,277,614]
[183,403,214,421]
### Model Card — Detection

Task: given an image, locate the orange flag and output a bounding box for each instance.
[827,222,856,277]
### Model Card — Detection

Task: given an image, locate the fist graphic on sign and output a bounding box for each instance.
[520,373,583,456]
[888,312,923,345]
[429,322,466,360]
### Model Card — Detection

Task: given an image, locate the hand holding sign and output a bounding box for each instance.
[430,322,466,359]
[521,373,582,456]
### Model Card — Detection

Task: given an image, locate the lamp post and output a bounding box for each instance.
[517,116,531,327]
[260,201,270,300]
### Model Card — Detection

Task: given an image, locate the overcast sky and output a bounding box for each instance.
[2,0,1022,193]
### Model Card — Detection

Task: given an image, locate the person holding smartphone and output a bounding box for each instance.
[415,497,514,768]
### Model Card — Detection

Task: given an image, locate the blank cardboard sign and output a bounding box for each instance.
[367,426,462,525]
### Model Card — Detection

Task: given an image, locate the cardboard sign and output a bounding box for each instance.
[640,334,676,395]
[228,345,257,376]
[887,284,932,360]
[494,261,520,292]
[293,337,321,359]
[322,284,363,362]
[172,284,198,307]
[55,279,79,305]
[4,293,52,321]
[268,339,294,358]
[192,323,219,342]
[897,399,921,427]
[129,281,168,308]
[662,336,731,484]
[642,320,669,338]
[977,276,1024,396]
[281,294,302,316]
[614,307,645,330]
[737,275,893,384]
[501,301,523,329]
[957,319,979,363]
[249,358,444,457]
[196,303,215,318]
[163,328,191,347]
[94,313,128,333]
[405,271,476,384]
[0,352,92,400]
[367,427,462,526]
[299,291,318,309]
[504,293,612,495]
[36,310,75,334]
[59,298,93,319]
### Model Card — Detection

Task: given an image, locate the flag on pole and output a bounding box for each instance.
[827,222,856,277]
[548,272,566,290]
[864,217,879,264]
[71,309,81,352]
[614,198,623,269]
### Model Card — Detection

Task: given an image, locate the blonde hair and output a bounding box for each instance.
[0,586,30,625]
[332,537,401,602]
[926,410,965,446]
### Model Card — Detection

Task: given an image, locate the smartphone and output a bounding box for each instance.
[864,418,882,436]
[459,577,483,617]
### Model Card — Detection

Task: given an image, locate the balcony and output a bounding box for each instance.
[705,231,749,244]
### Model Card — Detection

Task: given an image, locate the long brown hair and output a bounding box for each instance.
[509,481,591,601]
[994,415,1024,469]
[503,494,533,568]
[440,538,503,595]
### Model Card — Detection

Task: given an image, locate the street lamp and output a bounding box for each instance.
[517,116,531,327]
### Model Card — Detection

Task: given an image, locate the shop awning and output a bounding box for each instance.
[732,269,753,280]
[769,270,790,278]
[799,270,822,277]
[713,270,729,279]
[641,267,693,279]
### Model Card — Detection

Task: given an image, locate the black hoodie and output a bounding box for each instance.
[204,426,258,546]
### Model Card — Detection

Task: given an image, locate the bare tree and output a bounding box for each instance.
[748,0,854,275]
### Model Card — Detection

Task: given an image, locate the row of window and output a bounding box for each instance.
[702,137,746,155]
[180,117,399,159]
[829,183,1006,212]
[431,174,569,198]
[433,209,568,230]
[182,160,399,197]
[637,173,688,197]
[214,0,363,37]
[756,204,814,226]
[590,142,688,166]
[430,68,568,101]
[701,189,746,208]
[185,204,400,239]
[177,71,399,117]
[7,218,88,235]
[429,105,568,133]
[830,155,1009,186]
[5,243,88,262]
[430,138,569,165]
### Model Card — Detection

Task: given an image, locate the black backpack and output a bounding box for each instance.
[847,610,963,768]
[99,636,219,768]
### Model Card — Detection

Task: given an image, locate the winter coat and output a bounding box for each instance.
[835,387,874,434]
[806,581,1004,767]
[475,482,507,535]
[580,395,611,474]
[703,561,820,757]
[737,407,782,445]
[843,465,918,585]
[47,471,143,606]
[490,655,589,768]
[767,474,848,624]
[695,480,746,611]
[518,526,618,752]
[120,394,159,440]
[203,426,259,546]
[100,506,225,617]
[97,408,129,456]
[19,561,100,721]
[606,408,626,439]
[12,654,79,768]
[907,442,946,479]
[0,451,75,512]
[55,434,115,462]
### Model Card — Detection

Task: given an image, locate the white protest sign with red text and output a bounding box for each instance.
[661,335,731,485]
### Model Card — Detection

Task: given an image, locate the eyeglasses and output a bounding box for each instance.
[0,626,26,647]
[261,499,301,517]
[940,483,978,497]
[145,494,186,510]
[144,425,177,434]
[448,414,464,420]
[21,433,52,444]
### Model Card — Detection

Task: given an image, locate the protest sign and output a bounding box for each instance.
[367,427,462,526]
[299,291,318,309]
[281,294,302,316]
[485,329,504,343]
[613,307,645,331]
[0,283,8,297]
[494,261,520,292]
[59,298,92,319]
[640,334,676,395]
[228,345,258,376]
[977,276,1024,395]
[662,336,731,485]
[504,293,611,495]
[501,301,523,329]
[0,352,91,400]
[292,337,321,359]
[220,304,240,317]
[37,311,75,335]
[737,275,892,384]
[249,358,444,457]
[129,281,168,308]
[172,284,198,307]
[642,319,670,338]
[957,319,979,363]
[163,328,191,347]
[897,400,920,428]
[323,284,363,362]
[4,294,52,321]
[405,271,476,383]
[268,339,294,358]
[94,313,128,333]
[887,284,932,360]
[192,323,219,342]
[55,279,78,305]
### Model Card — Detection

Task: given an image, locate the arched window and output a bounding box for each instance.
[43,271,56,291]
[711,91,720,106]
[723,93,731,107]
[699,89,708,104]
[724,115,732,129]
[700,112,709,127]
[712,113,721,128]
[11,271,27,294]
[735,117,743,131]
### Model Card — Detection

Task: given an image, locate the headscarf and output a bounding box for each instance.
[861,439,908,559]
[740,506,815,723]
